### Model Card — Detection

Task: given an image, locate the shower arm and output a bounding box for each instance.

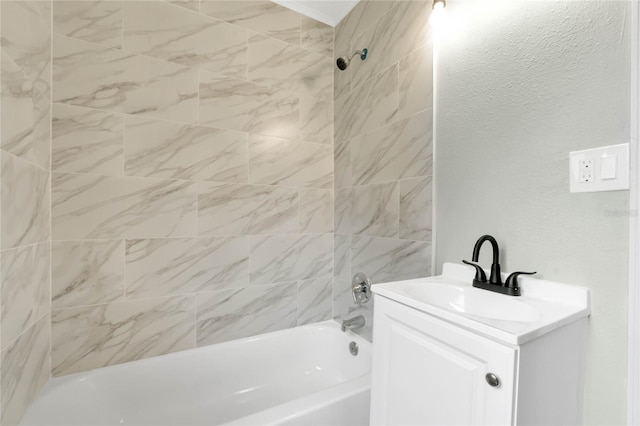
[349,49,368,61]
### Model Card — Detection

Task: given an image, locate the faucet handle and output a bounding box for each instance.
[462,260,487,283]
[505,271,536,289]
[352,272,372,304]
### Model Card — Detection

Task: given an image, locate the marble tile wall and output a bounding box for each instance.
[0,0,432,420]
[0,0,53,424]
[333,1,434,340]
[49,0,335,378]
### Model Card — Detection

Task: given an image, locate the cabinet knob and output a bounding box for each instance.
[485,373,500,387]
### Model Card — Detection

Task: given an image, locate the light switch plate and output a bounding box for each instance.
[569,143,629,193]
[600,155,617,180]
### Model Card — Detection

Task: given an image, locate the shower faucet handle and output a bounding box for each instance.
[352,272,372,304]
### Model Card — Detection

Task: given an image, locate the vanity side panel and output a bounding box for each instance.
[515,318,588,425]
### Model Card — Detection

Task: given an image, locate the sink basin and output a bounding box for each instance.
[404,282,541,322]
[372,263,590,345]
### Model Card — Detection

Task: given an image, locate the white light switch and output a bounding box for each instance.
[600,155,617,180]
[569,143,629,193]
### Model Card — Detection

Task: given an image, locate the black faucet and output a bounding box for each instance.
[463,235,536,297]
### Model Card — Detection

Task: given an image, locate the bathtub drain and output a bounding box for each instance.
[349,341,358,356]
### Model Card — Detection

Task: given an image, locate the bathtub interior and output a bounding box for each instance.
[229,376,371,426]
[21,321,371,426]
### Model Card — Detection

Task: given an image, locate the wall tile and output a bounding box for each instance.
[335,64,398,143]
[200,1,300,45]
[351,1,431,89]
[249,234,332,285]
[1,50,33,159]
[334,234,351,281]
[29,87,50,169]
[52,173,197,240]
[400,176,432,242]
[0,2,52,419]
[335,0,395,54]
[297,276,332,325]
[123,1,247,78]
[1,50,51,170]
[51,296,195,376]
[196,282,297,346]
[199,74,299,140]
[334,184,399,238]
[1,242,50,351]
[39,0,339,387]
[332,278,352,318]
[249,135,332,188]
[333,60,350,100]
[351,182,399,238]
[52,103,124,176]
[399,44,433,118]
[299,188,333,234]
[125,237,249,299]
[334,137,351,188]
[351,111,432,185]
[124,116,248,183]
[170,0,199,12]
[53,1,122,49]
[352,236,431,284]
[1,314,50,426]
[299,50,333,100]
[1,153,50,250]
[1,0,51,98]
[333,0,433,344]
[198,183,298,236]
[334,187,353,235]
[248,34,302,93]
[300,96,332,145]
[52,240,125,309]
[301,17,333,57]
[247,34,331,99]
[53,34,198,123]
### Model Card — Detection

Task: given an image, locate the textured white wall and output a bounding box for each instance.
[435,1,630,423]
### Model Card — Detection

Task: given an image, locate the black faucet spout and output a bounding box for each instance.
[471,235,502,285]
[464,234,534,297]
[471,235,499,264]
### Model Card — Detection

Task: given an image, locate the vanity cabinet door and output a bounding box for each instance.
[370,296,517,426]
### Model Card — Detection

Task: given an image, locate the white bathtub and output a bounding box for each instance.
[21,321,371,426]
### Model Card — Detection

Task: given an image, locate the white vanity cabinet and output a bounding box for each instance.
[371,296,516,425]
[369,263,590,426]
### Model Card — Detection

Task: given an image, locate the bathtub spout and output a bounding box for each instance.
[341,315,365,332]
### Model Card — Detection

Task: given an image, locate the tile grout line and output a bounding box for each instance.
[1,149,50,175]
[168,0,332,59]
[120,0,124,51]
[0,32,2,362]
[49,232,340,244]
[49,0,54,381]
[0,239,52,255]
[332,22,337,322]
[51,167,335,189]
[53,26,333,106]
[295,180,301,325]
[193,290,197,349]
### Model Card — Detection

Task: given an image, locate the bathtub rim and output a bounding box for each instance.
[33,319,372,401]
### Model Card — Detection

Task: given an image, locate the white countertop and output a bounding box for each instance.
[372,262,591,345]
